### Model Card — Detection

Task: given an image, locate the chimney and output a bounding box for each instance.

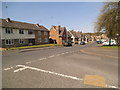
[56,25,61,30]
[36,24,40,27]
[6,18,11,22]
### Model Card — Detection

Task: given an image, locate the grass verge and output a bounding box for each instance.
[101,46,120,49]
[7,44,62,50]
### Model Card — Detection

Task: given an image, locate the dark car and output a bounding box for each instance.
[63,41,72,46]
[80,42,85,45]
[96,41,103,44]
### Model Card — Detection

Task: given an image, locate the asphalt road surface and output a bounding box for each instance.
[2,43,118,88]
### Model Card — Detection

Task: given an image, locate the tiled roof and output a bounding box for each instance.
[76,32,82,38]
[67,31,72,37]
[69,30,78,38]
[52,25,66,36]
[69,30,82,38]
[0,18,49,31]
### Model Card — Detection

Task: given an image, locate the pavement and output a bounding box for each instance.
[2,43,119,88]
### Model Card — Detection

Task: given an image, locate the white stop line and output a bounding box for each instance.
[13,64,119,89]
[14,65,83,81]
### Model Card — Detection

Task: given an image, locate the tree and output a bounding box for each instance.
[95,2,120,45]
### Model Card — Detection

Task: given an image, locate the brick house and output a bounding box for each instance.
[49,25,68,45]
[0,18,49,48]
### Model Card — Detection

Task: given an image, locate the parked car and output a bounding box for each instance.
[63,41,72,46]
[96,41,103,44]
[102,40,116,45]
[80,41,85,45]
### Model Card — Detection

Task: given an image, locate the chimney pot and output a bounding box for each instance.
[36,24,40,27]
[6,18,11,22]
[56,25,61,30]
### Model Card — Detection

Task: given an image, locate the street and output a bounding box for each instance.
[2,43,118,88]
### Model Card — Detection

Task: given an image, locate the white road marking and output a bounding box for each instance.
[14,67,27,72]
[5,64,119,89]
[26,62,32,64]
[14,65,28,72]
[4,51,78,71]
[107,85,119,89]
[26,57,47,64]
[61,53,65,55]
[4,67,13,71]
[48,55,55,58]
[39,57,47,60]
[56,54,61,56]
[14,65,83,81]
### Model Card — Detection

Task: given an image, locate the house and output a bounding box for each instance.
[76,31,82,44]
[67,31,72,43]
[68,30,79,44]
[0,18,49,48]
[49,25,68,45]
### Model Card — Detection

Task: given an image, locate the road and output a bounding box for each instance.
[2,43,118,88]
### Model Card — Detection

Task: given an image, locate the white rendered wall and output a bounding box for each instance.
[1,27,35,39]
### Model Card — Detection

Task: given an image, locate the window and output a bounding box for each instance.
[38,31,41,35]
[44,38,48,42]
[63,34,66,37]
[52,34,54,37]
[5,28,13,34]
[5,39,14,45]
[38,38,42,42]
[19,29,24,34]
[62,40,65,43]
[28,30,34,34]
[44,32,48,36]
[19,39,25,44]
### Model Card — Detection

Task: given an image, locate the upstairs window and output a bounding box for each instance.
[63,34,66,37]
[52,34,54,37]
[44,32,48,36]
[28,30,34,34]
[38,38,42,42]
[19,29,24,34]
[38,31,41,35]
[5,28,13,34]
[44,38,48,42]
[5,39,14,45]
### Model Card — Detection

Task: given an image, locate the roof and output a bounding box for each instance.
[69,30,78,38]
[67,31,72,37]
[52,25,66,36]
[76,32,82,38]
[69,30,82,38]
[0,18,49,31]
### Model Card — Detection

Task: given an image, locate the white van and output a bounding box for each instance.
[102,40,116,45]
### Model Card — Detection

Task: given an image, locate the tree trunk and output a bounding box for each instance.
[109,37,111,46]
[108,29,112,46]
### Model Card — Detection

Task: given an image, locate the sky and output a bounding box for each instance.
[2,2,103,33]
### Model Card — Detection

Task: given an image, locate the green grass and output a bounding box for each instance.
[7,44,62,50]
[101,46,120,49]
